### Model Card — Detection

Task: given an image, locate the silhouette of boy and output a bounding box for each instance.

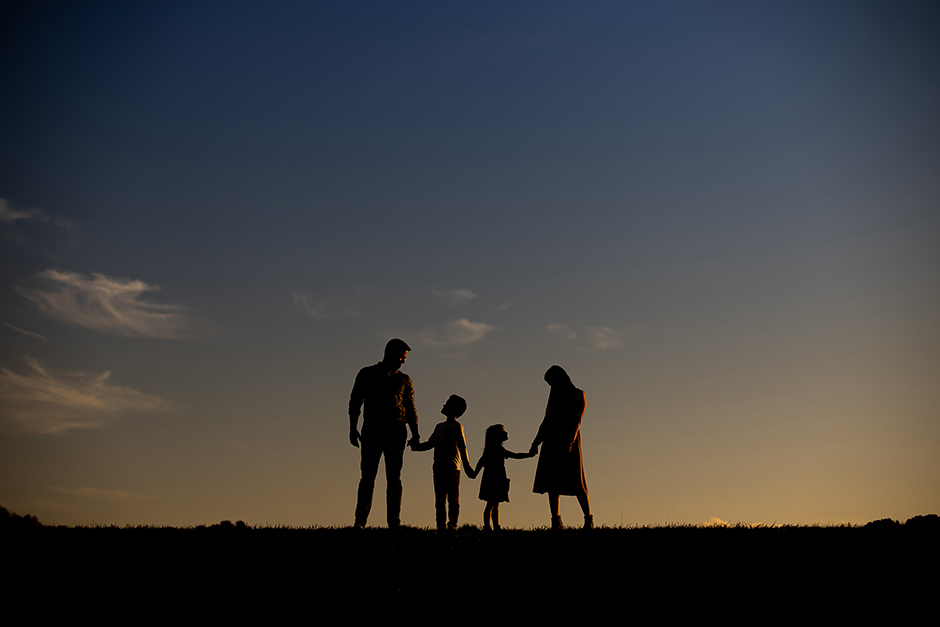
[410,395,474,530]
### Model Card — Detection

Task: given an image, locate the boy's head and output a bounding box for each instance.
[441,395,467,418]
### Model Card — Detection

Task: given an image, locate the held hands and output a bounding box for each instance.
[407,435,421,450]
[528,442,539,458]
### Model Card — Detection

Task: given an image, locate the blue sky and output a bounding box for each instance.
[1,0,938,527]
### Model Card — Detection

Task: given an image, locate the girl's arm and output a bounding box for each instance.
[505,449,536,460]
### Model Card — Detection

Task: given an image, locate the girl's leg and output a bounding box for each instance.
[491,503,500,530]
[483,503,494,529]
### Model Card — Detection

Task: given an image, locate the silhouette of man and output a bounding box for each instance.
[349,338,420,528]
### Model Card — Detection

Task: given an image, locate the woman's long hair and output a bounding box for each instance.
[544,365,573,388]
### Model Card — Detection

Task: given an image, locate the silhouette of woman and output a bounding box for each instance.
[529,365,592,529]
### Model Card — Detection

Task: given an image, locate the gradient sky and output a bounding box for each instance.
[1,0,938,528]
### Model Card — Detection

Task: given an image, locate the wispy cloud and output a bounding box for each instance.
[584,326,631,349]
[418,319,496,347]
[292,289,367,320]
[1,321,47,341]
[0,198,37,223]
[0,197,78,251]
[0,357,170,434]
[547,323,643,349]
[546,323,577,340]
[433,289,476,304]
[19,270,190,338]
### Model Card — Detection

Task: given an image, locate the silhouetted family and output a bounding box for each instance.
[348,338,592,530]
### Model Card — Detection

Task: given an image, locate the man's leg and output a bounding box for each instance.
[355,438,382,527]
[383,429,406,528]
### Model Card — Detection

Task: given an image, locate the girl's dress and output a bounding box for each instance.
[478,447,511,503]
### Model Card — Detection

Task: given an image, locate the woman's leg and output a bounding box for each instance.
[577,490,591,517]
[549,492,562,529]
[577,490,593,529]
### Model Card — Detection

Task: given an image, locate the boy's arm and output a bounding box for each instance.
[466,454,484,479]
[458,426,474,476]
[410,425,436,451]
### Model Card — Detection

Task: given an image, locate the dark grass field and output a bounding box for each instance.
[4,512,937,623]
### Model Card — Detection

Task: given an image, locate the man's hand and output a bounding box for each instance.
[349,428,361,448]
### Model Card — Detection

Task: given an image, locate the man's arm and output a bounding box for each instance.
[348,370,365,448]
[402,375,420,446]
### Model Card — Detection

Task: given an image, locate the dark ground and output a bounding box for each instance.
[4,512,937,623]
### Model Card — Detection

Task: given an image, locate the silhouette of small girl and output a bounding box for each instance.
[467,424,535,530]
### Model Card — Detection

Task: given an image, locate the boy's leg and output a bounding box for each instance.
[447,470,460,529]
[432,467,446,529]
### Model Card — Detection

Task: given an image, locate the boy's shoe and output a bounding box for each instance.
[551,516,564,530]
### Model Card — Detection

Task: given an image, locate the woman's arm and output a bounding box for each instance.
[565,390,586,451]
[531,398,551,451]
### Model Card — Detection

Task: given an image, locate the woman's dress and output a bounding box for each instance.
[532,384,587,496]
